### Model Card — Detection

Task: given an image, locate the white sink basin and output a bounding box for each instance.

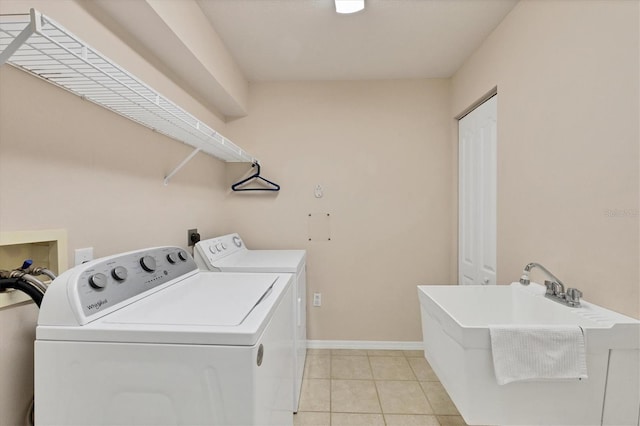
[418,282,640,425]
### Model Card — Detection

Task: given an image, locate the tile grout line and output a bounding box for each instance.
[407,352,420,382]
[410,355,440,417]
[329,353,332,426]
[366,354,387,425]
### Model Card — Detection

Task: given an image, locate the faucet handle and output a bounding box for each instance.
[544,280,555,295]
[566,288,583,306]
[544,280,564,296]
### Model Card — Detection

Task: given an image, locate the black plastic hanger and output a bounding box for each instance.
[231,162,281,192]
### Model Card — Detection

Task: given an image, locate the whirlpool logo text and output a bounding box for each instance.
[87,299,108,311]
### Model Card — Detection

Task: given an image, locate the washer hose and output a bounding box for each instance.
[25,397,34,426]
[8,271,48,295]
[0,277,45,307]
[31,267,56,281]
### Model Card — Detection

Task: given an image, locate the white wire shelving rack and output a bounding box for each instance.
[0,9,256,185]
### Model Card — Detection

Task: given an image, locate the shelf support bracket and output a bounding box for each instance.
[0,9,40,66]
[163,147,202,186]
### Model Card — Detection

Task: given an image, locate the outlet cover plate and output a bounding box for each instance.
[188,228,199,246]
[74,247,93,266]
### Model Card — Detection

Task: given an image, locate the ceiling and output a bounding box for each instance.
[196,0,519,81]
[80,0,518,117]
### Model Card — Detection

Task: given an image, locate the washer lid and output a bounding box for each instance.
[36,272,291,346]
[213,250,305,273]
[105,273,277,327]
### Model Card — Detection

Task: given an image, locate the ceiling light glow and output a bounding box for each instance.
[335,0,365,14]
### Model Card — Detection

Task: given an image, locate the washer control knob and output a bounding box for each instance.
[111,266,128,281]
[215,243,222,252]
[166,252,178,264]
[209,245,217,254]
[89,273,108,289]
[139,255,156,272]
[221,243,227,250]
[177,250,188,261]
[233,236,242,247]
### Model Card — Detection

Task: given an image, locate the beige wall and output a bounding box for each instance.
[451,0,639,318]
[0,66,229,255]
[0,304,38,426]
[223,80,454,341]
[0,3,232,423]
[0,64,229,426]
[0,0,229,126]
[1,0,638,424]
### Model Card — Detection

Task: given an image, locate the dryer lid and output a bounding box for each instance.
[213,250,305,273]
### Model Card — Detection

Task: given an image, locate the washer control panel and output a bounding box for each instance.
[74,246,197,318]
[194,233,246,266]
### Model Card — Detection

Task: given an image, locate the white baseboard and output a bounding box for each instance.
[306,340,423,350]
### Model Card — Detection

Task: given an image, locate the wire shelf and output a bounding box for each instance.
[0,9,256,179]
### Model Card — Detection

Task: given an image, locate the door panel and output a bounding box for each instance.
[458,95,497,285]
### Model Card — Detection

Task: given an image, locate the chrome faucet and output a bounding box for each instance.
[519,262,582,307]
[519,262,565,291]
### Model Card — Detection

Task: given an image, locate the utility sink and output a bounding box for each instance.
[418,282,640,425]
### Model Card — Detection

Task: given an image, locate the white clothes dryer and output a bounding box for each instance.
[194,233,307,412]
[35,246,293,426]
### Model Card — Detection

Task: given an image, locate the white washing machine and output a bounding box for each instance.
[194,233,306,412]
[35,246,293,426]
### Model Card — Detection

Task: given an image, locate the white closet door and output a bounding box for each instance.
[458,95,497,285]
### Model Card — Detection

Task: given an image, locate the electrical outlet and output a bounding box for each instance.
[188,228,200,246]
[313,292,322,307]
[74,247,93,266]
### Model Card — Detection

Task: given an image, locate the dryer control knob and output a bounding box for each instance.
[215,243,222,252]
[208,245,217,254]
[166,252,178,264]
[140,255,156,272]
[111,266,128,281]
[177,250,188,261]
[89,273,108,289]
[221,243,227,250]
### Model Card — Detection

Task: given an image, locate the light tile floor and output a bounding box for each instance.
[295,349,468,426]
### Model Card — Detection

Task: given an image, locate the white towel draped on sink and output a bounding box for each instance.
[489,325,588,385]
